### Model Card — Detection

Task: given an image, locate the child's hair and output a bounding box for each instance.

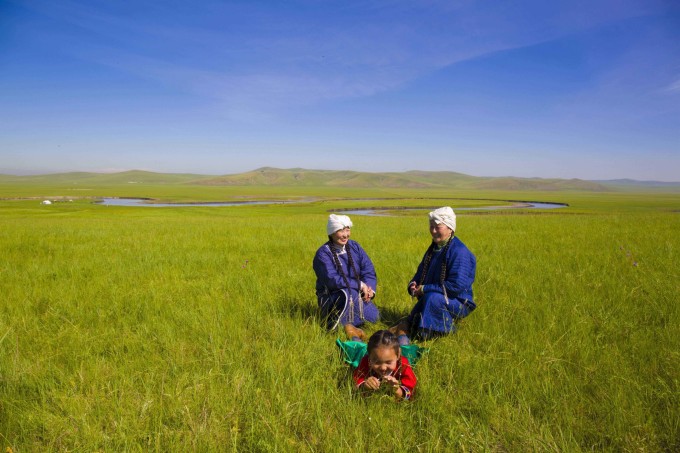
[366,330,400,357]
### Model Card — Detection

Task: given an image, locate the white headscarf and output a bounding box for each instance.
[327,214,353,235]
[429,206,456,232]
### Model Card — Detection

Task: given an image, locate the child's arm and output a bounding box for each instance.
[382,358,417,400]
[398,359,417,400]
[382,375,406,399]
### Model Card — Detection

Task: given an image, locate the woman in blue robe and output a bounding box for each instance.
[313,214,379,341]
[394,207,476,342]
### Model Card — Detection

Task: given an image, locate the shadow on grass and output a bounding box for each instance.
[377,304,411,328]
[275,295,320,324]
[275,294,413,333]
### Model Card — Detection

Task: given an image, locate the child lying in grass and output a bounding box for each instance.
[353,330,417,400]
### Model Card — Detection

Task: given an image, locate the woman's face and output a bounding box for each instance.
[368,346,399,378]
[330,226,351,246]
[430,220,452,244]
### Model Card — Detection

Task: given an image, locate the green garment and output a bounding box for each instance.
[336,339,428,369]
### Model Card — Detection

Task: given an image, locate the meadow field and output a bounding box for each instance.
[1,183,678,451]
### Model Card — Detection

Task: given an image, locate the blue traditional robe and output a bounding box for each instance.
[408,236,476,335]
[313,239,379,330]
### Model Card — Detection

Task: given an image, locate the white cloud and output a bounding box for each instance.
[666,79,680,93]
[19,0,667,113]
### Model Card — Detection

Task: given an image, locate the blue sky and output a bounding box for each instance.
[1,0,679,180]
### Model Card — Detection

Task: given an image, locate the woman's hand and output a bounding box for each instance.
[360,282,375,302]
[409,282,424,297]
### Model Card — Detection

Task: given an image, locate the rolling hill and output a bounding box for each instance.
[0,170,210,185]
[4,167,675,191]
[193,167,610,191]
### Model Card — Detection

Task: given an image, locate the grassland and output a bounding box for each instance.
[0,178,678,451]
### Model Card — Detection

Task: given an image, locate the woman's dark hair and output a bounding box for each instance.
[327,238,364,321]
[367,330,400,356]
[327,238,360,293]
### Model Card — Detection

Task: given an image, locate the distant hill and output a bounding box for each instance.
[473,177,610,191]
[4,167,677,191]
[195,167,610,191]
[0,170,210,185]
[592,179,680,188]
[197,167,433,188]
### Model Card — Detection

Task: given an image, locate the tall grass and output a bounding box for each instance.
[0,191,678,451]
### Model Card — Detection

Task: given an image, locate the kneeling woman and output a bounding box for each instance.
[313,214,379,341]
[397,207,476,341]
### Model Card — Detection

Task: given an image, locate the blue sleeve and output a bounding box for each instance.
[422,240,476,299]
[313,245,354,292]
[442,242,476,297]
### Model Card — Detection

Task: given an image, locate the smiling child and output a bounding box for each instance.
[353,330,417,400]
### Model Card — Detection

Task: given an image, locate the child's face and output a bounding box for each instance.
[368,346,399,378]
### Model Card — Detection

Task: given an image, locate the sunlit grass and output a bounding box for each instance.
[0,187,678,451]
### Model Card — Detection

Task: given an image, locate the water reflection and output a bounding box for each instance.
[97,198,293,207]
[96,197,568,213]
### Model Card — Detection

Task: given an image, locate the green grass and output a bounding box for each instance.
[0,185,678,451]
